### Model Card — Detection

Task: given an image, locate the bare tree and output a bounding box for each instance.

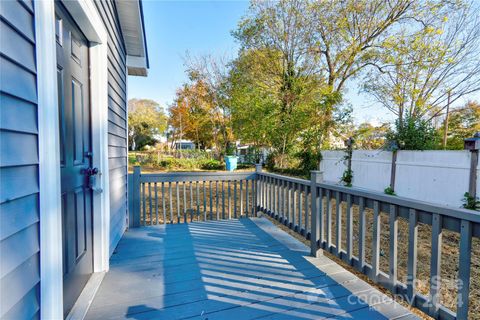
[363,1,480,123]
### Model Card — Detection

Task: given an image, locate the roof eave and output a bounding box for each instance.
[115,0,149,77]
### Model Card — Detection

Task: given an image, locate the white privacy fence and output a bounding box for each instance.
[320,150,479,208]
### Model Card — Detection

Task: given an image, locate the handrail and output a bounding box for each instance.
[315,181,480,224]
[139,171,256,183]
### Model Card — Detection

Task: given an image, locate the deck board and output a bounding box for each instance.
[86,218,417,320]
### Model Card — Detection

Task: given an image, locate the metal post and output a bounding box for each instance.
[131,166,141,228]
[310,170,323,257]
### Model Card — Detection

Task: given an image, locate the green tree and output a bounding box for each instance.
[386,114,439,150]
[354,123,389,150]
[128,99,167,150]
[233,1,327,164]
[438,101,480,149]
[310,0,432,130]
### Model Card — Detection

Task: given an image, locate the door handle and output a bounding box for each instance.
[84,167,99,190]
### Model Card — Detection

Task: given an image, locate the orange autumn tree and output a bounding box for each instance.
[169,79,220,150]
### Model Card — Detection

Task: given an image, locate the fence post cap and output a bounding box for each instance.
[310,170,323,183]
[255,163,263,172]
[133,165,141,173]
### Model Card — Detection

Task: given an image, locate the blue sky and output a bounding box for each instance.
[128,0,249,111]
[128,1,478,125]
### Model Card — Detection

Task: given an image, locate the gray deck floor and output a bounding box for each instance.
[86,218,417,320]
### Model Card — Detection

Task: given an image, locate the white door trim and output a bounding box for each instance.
[35,1,110,318]
[35,1,64,318]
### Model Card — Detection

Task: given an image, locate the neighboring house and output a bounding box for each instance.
[174,139,196,150]
[0,0,148,318]
[236,144,269,164]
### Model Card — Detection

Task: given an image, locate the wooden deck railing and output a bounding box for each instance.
[257,170,480,320]
[128,166,257,226]
[128,165,479,320]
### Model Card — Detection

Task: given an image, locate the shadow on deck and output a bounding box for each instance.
[85,218,417,320]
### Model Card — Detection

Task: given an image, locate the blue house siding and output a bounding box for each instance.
[0,0,40,318]
[93,0,129,255]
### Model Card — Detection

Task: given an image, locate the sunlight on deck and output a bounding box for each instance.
[85,218,416,320]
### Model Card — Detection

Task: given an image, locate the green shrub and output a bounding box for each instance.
[265,152,276,171]
[200,159,224,170]
[384,186,396,195]
[341,169,353,187]
[237,163,255,170]
[386,114,439,150]
[462,192,480,211]
[296,150,322,176]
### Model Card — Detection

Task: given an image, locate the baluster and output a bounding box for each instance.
[261,175,265,209]
[169,182,173,223]
[154,183,158,225]
[222,180,225,219]
[305,185,309,234]
[310,172,322,257]
[245,180,249,217]
[270,177,273,214]
[269,177,272,214]
[142,182,146,226]
[282,180,288,225]
[260,176,266,212]
[389,204,398,292]
[190,182,193,222]
[209,181,213,220]
[196,181,200,221]
[279,179,282,219]
[183,181,187,223]
[429,213,442,317]
[335,191,341,256]
[162,182,166,224]
[251,177,255,216]
[258,176,262,210]
[176,182,180,223]
[299,184,303,233]
[372,200,381,281]
[457,219,472,319]
[216,181,219,219]
[234,180,237,218]
[407,209,418,302]
[272,178,276,217]
[293,183,297,231]
[358,197,366,272]
[326,189,332,249]
[203,181,207,221]
[304,186,310,235]
[346,194,353,264]
[287,181,292,227]
[240,180,243,217]
[148,183,153,225]
[227,180,231,219]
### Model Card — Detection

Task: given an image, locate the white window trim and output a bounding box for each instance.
[35,1,110,318]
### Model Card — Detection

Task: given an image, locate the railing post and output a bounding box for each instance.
[255,163,262,216]
[131,165,141,228]
[310,171,323,257]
